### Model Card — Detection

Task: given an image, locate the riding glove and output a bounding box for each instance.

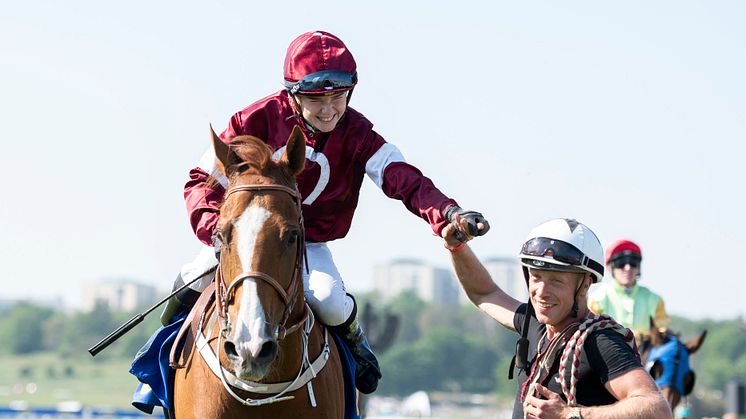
[444,205,490,242]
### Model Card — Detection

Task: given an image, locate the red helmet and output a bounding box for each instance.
[283,31,358,95]
[605,239,642,265]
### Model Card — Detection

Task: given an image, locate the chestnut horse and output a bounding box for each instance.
[640,326,707,411]
[172,126,345,418]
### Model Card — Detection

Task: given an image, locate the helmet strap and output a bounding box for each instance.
[288,93,319,133]
[346,87,354,104]
[572,274,589,318]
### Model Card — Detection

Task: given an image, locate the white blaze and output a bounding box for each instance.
[231,204,273,358]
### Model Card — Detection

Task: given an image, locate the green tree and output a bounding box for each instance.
[378,327,499,395]
[386,290,427,344]
[59,301,119,357]
[0,302,54,354]
[692,320,746,388]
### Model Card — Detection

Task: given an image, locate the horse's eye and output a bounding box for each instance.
[287,230,299,245]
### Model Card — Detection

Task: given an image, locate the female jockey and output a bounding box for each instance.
[161,30,490,394]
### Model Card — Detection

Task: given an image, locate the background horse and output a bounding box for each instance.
[640,325,707,411]
[172,126,345,418]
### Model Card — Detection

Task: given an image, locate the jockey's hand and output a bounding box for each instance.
[444,206,490,242]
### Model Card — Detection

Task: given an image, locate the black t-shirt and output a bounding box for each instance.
[510,304,642,419]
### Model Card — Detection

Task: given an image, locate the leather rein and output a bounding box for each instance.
[214,183,309,341]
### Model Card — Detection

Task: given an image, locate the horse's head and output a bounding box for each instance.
[210,125,306,381]
[640,325,707,410]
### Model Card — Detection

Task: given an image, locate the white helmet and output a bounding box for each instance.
[518,218,604,283]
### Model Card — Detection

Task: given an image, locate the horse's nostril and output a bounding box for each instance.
[256,341,278,363]
[223,340,239,358]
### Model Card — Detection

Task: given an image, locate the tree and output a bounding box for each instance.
[378,327,499,395]
[386,290,427,344]
[58,300,119,357]
[0,302,54,354]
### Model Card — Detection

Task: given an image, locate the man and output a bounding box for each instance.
[443,218,672,419]
[588,239,670,341]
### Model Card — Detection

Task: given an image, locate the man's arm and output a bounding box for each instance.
[443,224,521,330]
[526,367,672,419]
[589,367,673,419]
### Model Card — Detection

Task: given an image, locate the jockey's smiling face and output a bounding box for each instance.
[296,91,349,133]
[528,269,589,335]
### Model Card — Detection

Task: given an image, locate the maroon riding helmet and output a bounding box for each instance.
[283,31,358,96]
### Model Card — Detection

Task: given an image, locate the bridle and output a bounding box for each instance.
[214,183,308,342]
[196,181,332,407]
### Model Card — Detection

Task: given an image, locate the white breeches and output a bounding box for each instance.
[181,242,354,327]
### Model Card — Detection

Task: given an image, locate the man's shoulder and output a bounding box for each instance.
[585,325,637,356]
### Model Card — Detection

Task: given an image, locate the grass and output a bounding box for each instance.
[0,352,141,410]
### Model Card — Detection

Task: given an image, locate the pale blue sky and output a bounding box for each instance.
[2,1,744,320]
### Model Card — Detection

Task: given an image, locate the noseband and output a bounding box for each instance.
[215,183,308,341]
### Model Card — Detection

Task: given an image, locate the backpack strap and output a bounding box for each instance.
[509,300,534,379]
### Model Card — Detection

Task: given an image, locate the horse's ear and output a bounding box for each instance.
[648,360,664,380]
[281,125,306,177]
[685,330,707,355]
[649,318,665,346]
[211,124,241,176]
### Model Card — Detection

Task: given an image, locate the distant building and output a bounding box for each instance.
[82,279,158,312]
[483,257,528,301]
[374,259,460,305]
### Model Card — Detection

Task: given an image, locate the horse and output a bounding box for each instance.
[171,126,346,418]
[639,324,707,411]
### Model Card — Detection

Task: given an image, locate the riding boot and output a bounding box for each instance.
[160,273,202,326]
[160,246,218,325]
[331,295,382,394]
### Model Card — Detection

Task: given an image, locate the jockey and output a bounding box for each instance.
[588,239,671,341]
[160,30,490,395]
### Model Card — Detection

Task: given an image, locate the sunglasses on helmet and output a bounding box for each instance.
[611,256,641,269]
[521,237,604,276]
[286,70,357,94]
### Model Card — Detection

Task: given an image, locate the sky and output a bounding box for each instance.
[1,1,744,320]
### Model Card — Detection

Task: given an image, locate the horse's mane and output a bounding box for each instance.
[205,135,275,189]
[229,135,274,172]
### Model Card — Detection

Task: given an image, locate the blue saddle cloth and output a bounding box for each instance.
[129,313,359,419]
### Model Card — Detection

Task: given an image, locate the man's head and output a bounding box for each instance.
[283,31,357,132]
[518,218,604,327]
[605,239,642,289]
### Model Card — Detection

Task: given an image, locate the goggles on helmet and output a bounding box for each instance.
[521,237,604,276]
[610,255,641,269]
[285,70,357,95]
